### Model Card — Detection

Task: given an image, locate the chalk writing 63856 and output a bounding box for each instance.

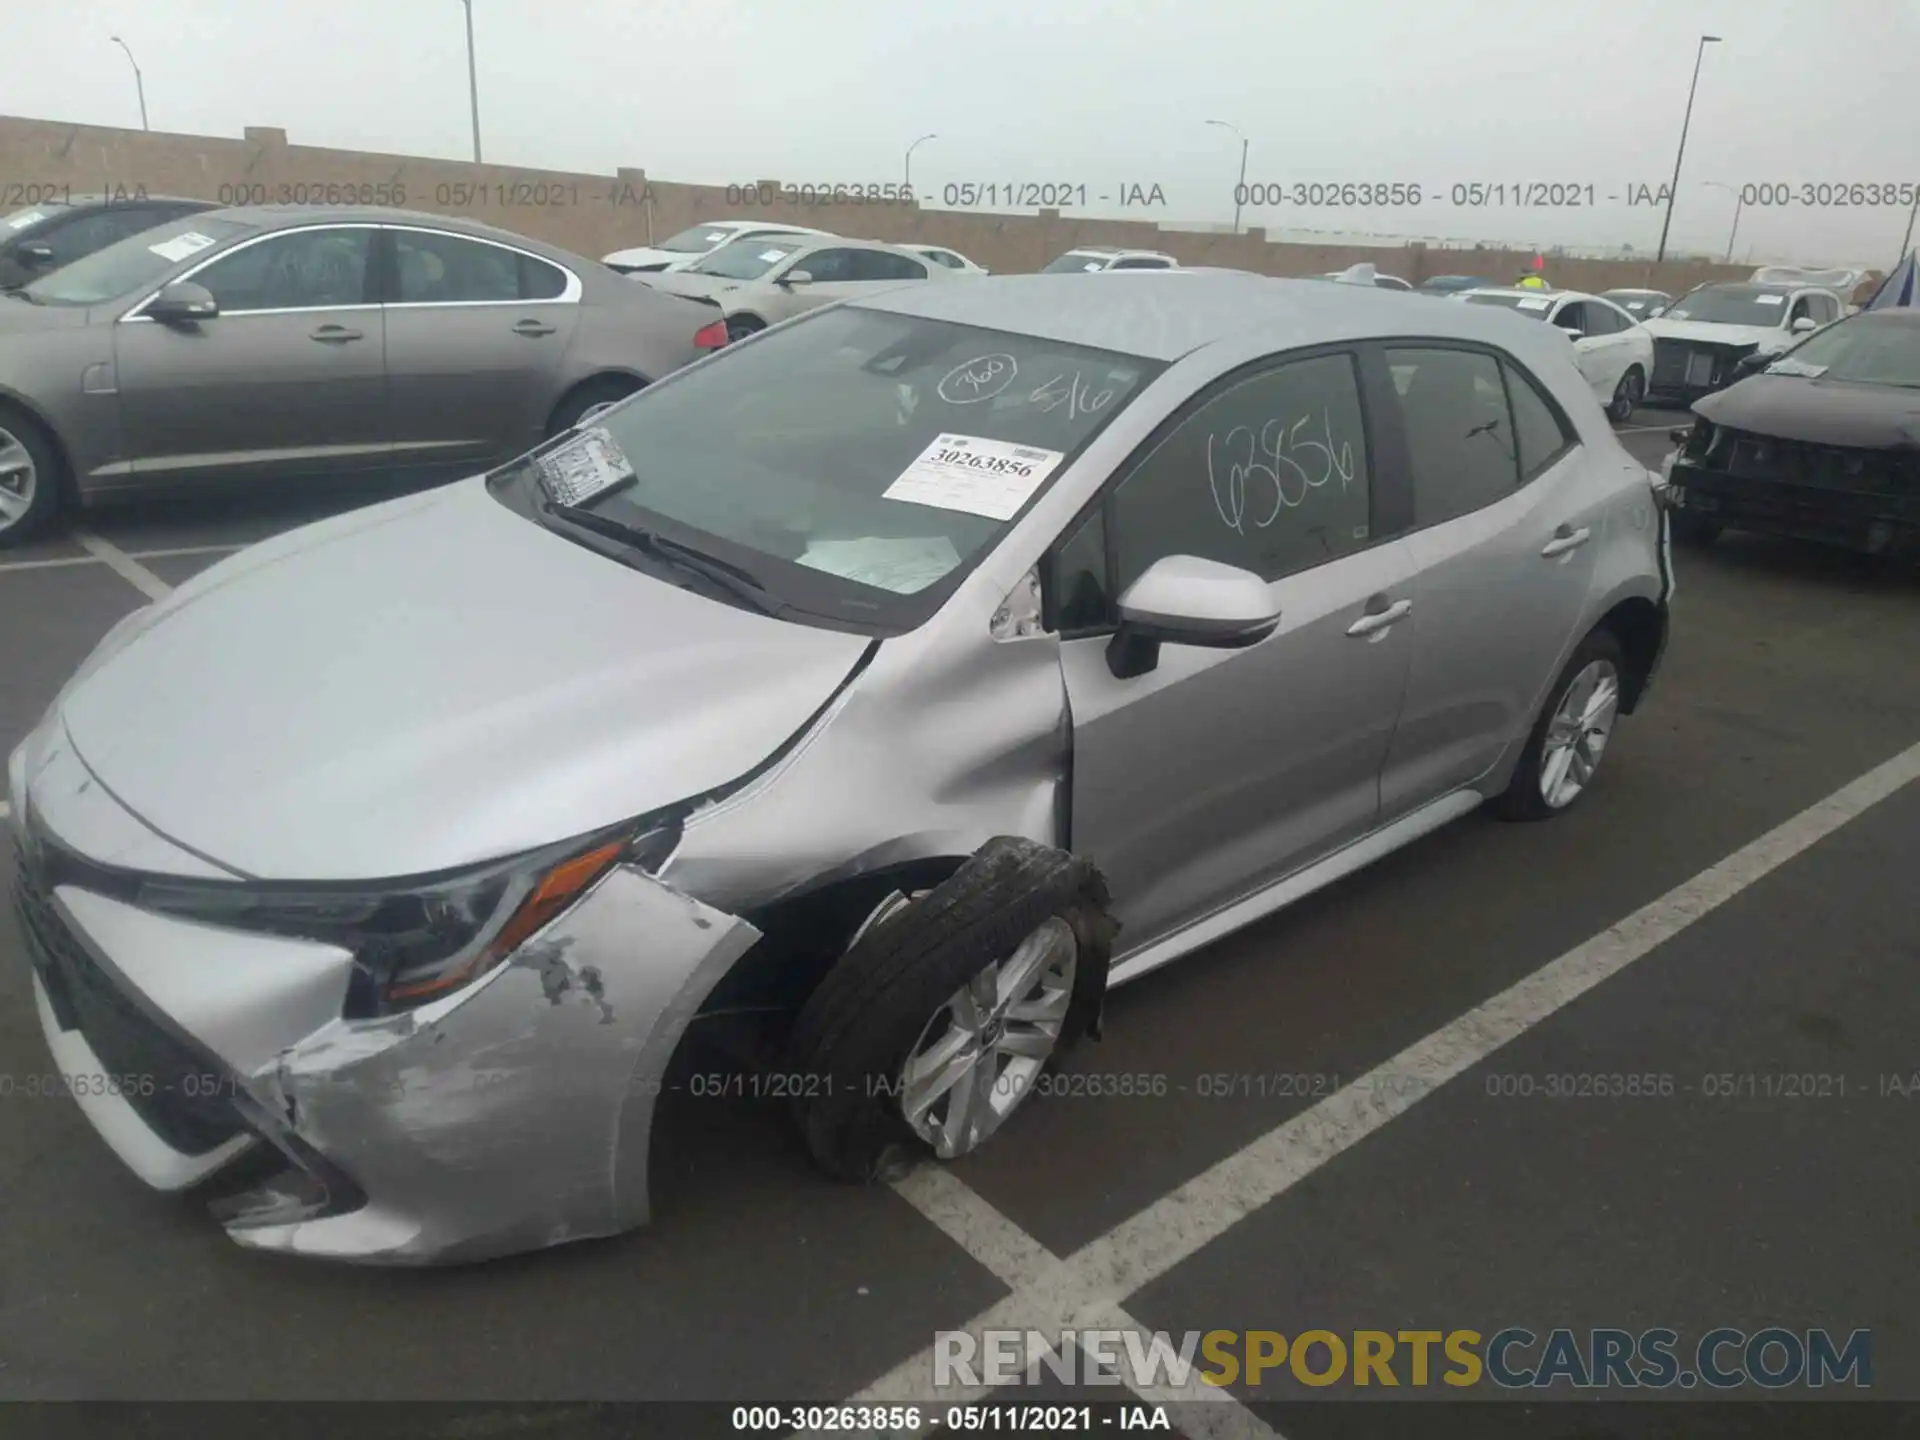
[1206,410,1356,533]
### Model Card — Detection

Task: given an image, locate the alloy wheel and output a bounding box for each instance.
[1539,659,1620,808]
[898,916,1078,1159]
[0,425,37,535]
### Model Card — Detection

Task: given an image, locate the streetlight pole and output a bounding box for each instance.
[1898,185,1919,269]
[1656,34,1721,263]
[1205,119,1249,235]
[109,36,148,131]
[1702,180,1743,262]
[459,0,482,163]
[904,134,937,199]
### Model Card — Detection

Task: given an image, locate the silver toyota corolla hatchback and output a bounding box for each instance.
[10,273,1672,1265]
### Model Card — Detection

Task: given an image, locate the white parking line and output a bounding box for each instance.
[0,801,9,820]
[72,530,172,602]
[123,543,246,561]
[0,553,108,575]
[854,737,1920,1416]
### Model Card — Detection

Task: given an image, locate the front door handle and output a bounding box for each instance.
[309,324,363,344]
[512,319,557,337]
[1346,597,1412,637]
[1541,524,1592,557]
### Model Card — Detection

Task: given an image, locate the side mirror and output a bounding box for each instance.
[145,280,219,325]
[1735,351,1774,378]
[1790,316,1818,333]
[20,243,56,269]
[1106,554,1280,680]
[780,269,813,288]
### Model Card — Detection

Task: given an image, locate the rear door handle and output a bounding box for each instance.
[1541,525,1592,557]
[1346,598,1412,637]
[309,324,363,344]
[513,319,557,337]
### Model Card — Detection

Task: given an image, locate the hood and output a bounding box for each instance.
[1642,317,1787,349]
[603,244,687,270]
[56,478,873,881]
[1694,373,1920,449]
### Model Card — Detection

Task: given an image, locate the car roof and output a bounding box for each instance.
[701,219,832,234]
[1465,286,1577,300]
[1602,288,1668,296]
[856,270,1583,364]
[52,194,215,210]
[197,206,602,263]
[1061,246,1175,259]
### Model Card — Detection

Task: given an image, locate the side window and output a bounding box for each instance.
[930,251,963,270]
[1050,504,1110,633]
[519,253,569,300]
[192,227,373,313]
[1584,302,1624,336]
[1384,347,1518,525]
[851,250,927,281]
[1106,352,1372,592]
[1809,294,1838,323]
[1552,301,1588,336]
[1502,360,1577,481]
[1112,256,1170,270]
[794,248,857,282]
[392,230,520,303]
[38,209,151,264]
[1787,296,1814,325]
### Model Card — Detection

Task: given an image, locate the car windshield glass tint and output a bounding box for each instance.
[1465,292,1550,317]
[1661,286,1792,325]
[1041,253,1104,273]
[658,225,734,254]
[1771,319,1920,386]
[22,216,252,306]
[564,306,1162,621]
[691,239,799,279]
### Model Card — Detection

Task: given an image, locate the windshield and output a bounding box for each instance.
[4,203,70,234]
[22,215,251,307]
[1766,317,1920,386]
[1465,292,1552,317]
[510,305,1163,629]
[1603,290,1666,315]
[1660,285,1794,327]
[1042,252,1108,274]
[657,224,739,255]
[690,238,803,280]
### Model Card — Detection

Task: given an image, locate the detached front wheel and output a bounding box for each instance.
[787,837,1116,1182]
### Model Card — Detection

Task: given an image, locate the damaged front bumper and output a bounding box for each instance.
[10,738,760,1265]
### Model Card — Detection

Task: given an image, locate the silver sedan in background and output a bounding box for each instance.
[0,207,725,544]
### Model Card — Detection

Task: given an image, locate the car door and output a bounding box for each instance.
[1581,299,1640,395]
[1550,300,1613,399]
[113,223,389,482]
[1050,348,1418,949]
[378,225,581,471]
[1374,344,1604,819]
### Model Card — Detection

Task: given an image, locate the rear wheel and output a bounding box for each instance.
[546,376,643,438]
[1493,628,1626,822]
[725,314,766,345]
[1608,366,1645,423]
[0,406,64,548]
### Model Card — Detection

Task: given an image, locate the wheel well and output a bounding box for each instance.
[1596,596,1664,713]
[545,372,645,434]
[695,856,971,1023]
[0,394,76,504]
[727,312,766,332]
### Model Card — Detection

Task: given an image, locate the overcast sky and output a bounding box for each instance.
[9,0,1917,266]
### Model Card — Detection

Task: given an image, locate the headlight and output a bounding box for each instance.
[135,816,683,1016]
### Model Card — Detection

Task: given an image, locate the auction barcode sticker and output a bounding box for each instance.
[881,434,1066,521]
[537,426,636,507]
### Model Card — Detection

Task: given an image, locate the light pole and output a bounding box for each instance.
[904,134,937,198]
[1898,184,1919,269]
[109,36,148,131]
[458,0,482,162]
[1205,119,1249,235]
[1656,34,1721,263]
[1702,180,1743,262]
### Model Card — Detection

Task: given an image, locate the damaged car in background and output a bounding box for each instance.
[1665,307,1920,557]
[1642,280,1847,406]
[10,272,1669,1264]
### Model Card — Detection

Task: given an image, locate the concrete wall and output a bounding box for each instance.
[1,114,1791,296]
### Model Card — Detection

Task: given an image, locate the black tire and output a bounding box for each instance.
[546,376,643,438]
[0,404,65,548]
[1670,510,1722,547]
[725,313,765,345]
[787,836,1118,1183]
[1608,366,1644,423]
[1492,627,1627,823]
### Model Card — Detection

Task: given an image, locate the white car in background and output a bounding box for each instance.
[603,220,831,275]
[1463,288,1655,422]
[1640,281,1847,405]
[1322,263,1413,291]
[910,244,989,275]
[1040,246,1179,273]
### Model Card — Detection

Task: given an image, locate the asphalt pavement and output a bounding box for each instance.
[1,409,1917,1433]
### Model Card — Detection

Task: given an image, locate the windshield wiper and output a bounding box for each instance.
[542,501,789,618]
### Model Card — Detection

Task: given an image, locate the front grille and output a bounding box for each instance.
[1652,340,1744,392]
[12,842,247,1156]
[1724,435,1916,498]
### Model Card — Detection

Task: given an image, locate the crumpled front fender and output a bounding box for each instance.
[235,866,759,1265]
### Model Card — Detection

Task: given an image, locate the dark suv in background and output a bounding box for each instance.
[1,195,217,289]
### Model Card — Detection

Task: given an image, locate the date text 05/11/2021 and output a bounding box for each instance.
[723,182,1168,209]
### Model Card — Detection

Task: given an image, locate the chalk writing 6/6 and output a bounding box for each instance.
[931,447,1037,478]
[938,354,1018,404]
[1207,410,1356,533]
[1029,371,1114,420]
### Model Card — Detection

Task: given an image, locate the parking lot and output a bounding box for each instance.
[2,406,1917,1432]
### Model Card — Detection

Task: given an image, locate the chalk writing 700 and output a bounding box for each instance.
[938,354,1018,404]
[1207,410,1356,533]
